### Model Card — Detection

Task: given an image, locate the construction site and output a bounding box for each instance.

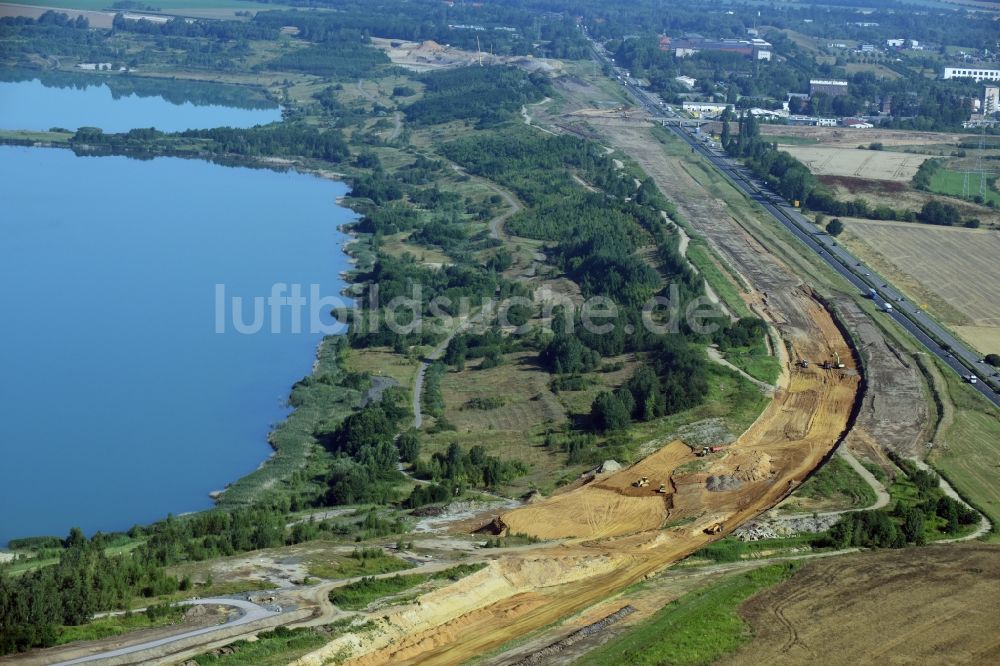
[278,72,872,666]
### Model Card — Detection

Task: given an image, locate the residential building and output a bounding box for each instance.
[984,84,1000,115]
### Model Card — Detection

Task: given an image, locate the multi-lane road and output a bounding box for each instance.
[590,41,1000,408]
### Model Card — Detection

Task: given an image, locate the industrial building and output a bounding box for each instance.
[809,79,849,97]
[672,35,772,61]
[943,67,1000,82]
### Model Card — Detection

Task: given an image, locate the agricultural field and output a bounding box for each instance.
[782,145,929,182]
[720,545,1000,665]
[931,363,1000,537]
[819,175,1000,228]
[929,168,1000,207]
[754,125,969,148]
[838,219,1000,355]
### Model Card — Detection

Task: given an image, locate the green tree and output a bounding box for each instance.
[591,391,631,432]
[397,430,421,464]
[826,218,845,236]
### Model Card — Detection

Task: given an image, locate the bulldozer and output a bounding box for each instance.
[704,522,724,535]
[657,484,668,494]
[633,476,649,488]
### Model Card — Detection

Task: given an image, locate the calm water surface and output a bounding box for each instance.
[0,78,282,133]
[0,146,353,545]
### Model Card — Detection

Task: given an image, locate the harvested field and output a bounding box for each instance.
[840,219,1000,348]
[782,145,929,182]
[754,125,970,148]
[720,545,1000,666]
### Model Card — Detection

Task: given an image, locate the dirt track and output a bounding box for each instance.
[721,545,1000,665]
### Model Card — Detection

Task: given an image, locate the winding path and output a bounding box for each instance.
[912,458,992,542]
[52,599,278,666]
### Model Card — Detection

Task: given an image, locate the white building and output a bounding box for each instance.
[681,102,731,117]
[675,76,697,90]
[943,67,1000,82]
[886,38,904,48]
[984,84,1000,115]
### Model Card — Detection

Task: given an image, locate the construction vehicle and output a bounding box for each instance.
[799,359,809,368]
[821,359,833,370]
[633,476,649,488]
[704,522,724,535]
[833,352,844,369]
[696,445,725,457]
[657,484,668,494]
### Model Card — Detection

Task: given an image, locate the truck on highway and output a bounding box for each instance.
[883,303,893,313]
[967,375,978,385]
[868,288,877,298]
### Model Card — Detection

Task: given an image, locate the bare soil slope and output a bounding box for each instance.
[721,545,1000,666]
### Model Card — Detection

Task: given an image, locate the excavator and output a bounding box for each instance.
[632,476,649,488]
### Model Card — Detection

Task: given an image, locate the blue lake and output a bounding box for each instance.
[0,78,282,133]
[0,146,354,545]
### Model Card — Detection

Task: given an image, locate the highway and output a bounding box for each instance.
[588,39,1000,408]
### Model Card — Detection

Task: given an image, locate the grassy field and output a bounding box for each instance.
[685,242,753,319]
[328,564,485,611]
[192,622,360,666]
[929,168,1000,207]
[306,549,412,580]
[577,563,798,666]
[56,605,186,645]
[785,454,877,511]
[766,135,820,146]
[727,353,781,385]
[931,361,1000,541]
